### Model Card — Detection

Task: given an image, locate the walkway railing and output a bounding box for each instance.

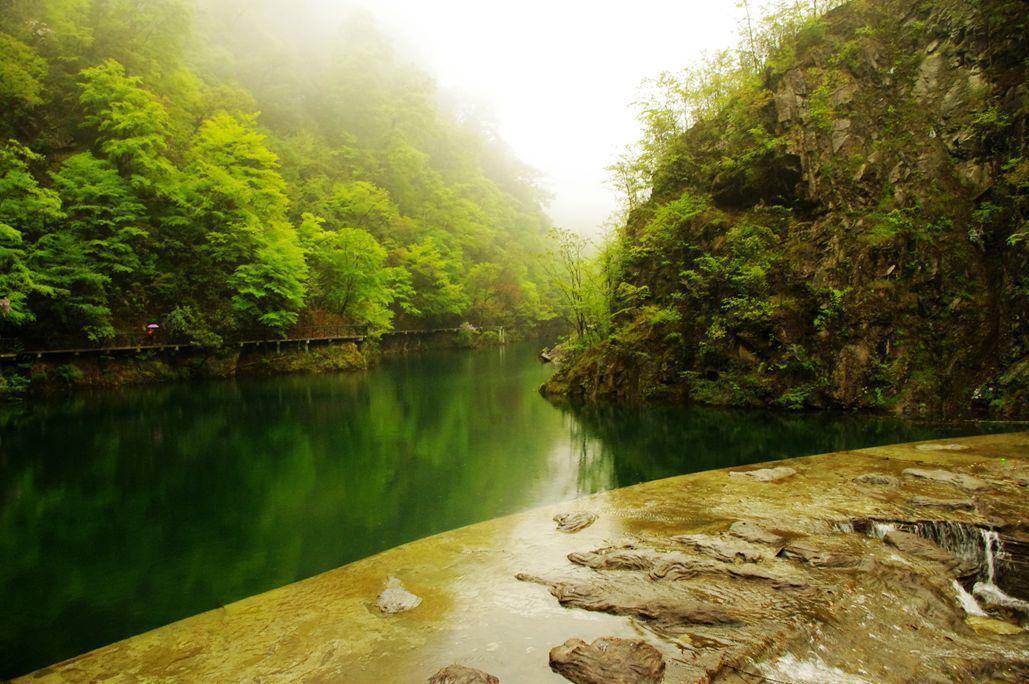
[0,326,506,364]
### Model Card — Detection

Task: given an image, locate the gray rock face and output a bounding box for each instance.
[902,468,988,491]
[728,520,785,546]
[554,512,598,533]
[428,664,500,684]
[729,466,797,482]
[549,637,665,684]
[855,473,900,487]
[672,533,766,563]
[377,577,422,614]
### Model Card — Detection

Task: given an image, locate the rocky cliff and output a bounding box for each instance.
[547,0,1027,417]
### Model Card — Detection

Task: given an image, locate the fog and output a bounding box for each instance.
[296,1,746,235]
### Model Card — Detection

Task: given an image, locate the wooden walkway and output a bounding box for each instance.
[0,327,501,364]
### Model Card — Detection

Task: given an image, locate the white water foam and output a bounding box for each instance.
[870,521,895,538]
[952,579,986,616]
[761,653,870,684]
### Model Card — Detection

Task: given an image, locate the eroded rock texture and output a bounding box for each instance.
[549,637,664,684]
[554,512,598,533]
[427,664,500,684]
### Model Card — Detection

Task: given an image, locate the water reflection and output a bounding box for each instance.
[0,343,1012,677]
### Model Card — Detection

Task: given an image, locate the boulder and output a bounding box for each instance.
[549,637,665,684]
[554,512,598,533]
[377,577,422,614]
[428,665,500,684]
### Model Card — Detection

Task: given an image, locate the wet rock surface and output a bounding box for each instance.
[376,577,422,614]
[518,436,1029,683]
[428,664,500,684]
[554,512,598,533]
[549,637,665,684]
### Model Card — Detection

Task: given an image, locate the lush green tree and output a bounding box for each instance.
[78,59,174,189]
[0,142,62,325]
[51,153,147,282]
[230,223,307,335]
[326,181,401,238]
[396,237,469,320]
[0,33,47,111]
[302,215,409,329]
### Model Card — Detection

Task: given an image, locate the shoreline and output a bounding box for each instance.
[0,328,512,398]
[20,431,1028,683]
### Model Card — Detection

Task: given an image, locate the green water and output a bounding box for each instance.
[0,343,1012,677]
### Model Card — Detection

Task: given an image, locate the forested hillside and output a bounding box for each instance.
[0,0,553,348]
[546,0,1027,417]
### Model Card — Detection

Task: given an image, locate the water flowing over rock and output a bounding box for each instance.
[553,512,598,533]
[729,466,797,482]
[902,468,989,491]
[549,637,665,684]
[377,577,422,614]
[428,665,500,684]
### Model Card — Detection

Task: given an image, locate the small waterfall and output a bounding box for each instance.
[855,519,1026,617]
[952,579,986,617]
[971,529,1029,616]
[979,529,999,584]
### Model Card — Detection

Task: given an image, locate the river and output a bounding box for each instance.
[0,342,1014,677]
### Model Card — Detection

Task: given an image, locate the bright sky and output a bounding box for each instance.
[316,1,746,234]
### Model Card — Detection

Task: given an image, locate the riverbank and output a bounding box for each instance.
[0,327,507,396]
[22,432,1027,683]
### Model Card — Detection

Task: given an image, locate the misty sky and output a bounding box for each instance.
[311,1,748,234]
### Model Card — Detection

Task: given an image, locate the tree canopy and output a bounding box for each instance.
[0,0,556,345]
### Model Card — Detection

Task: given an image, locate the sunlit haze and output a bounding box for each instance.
[308,1,745,234]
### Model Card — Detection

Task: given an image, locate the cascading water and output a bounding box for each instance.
[971,529,1029,617]
[849,518,1027,618]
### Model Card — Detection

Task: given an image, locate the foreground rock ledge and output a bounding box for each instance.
[20,432,1028,683]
